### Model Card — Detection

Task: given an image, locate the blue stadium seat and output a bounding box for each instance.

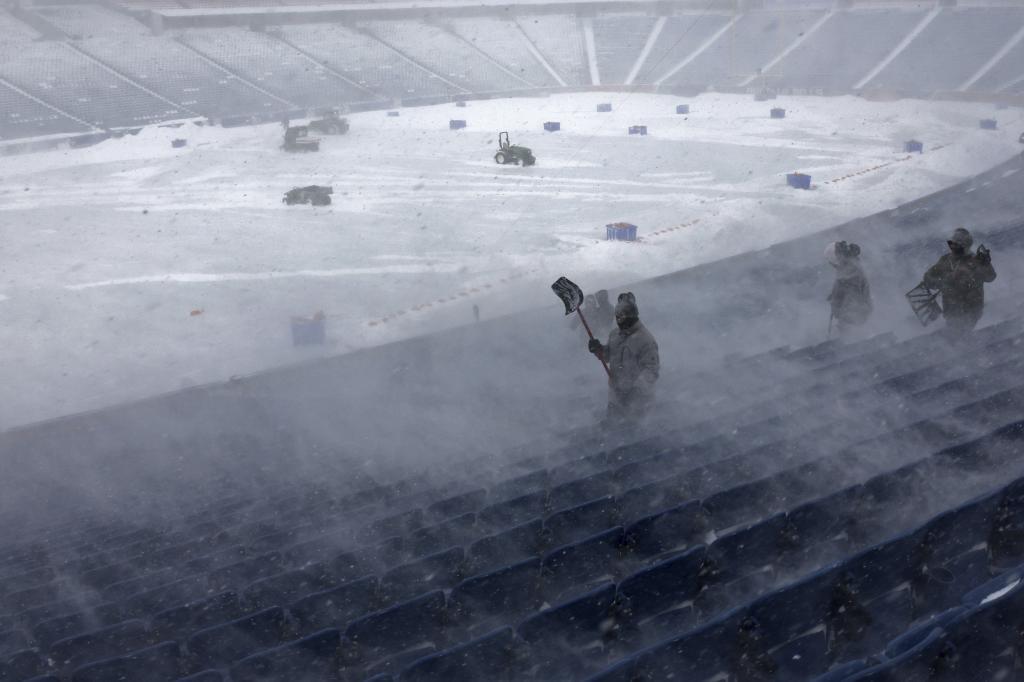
[289,576,379,635]
[361,643,437,680]
[913,547,990,615]
[618,545,705,625]
[381,548,465,604]
[448,558,541,633]
[32,612,87,648]
[810,659,869,681]
[624,500,706,559]
[150,591,243,642]
[0,649,45,681]
[884,606,966,659]
[516,582,618,679]
[243,564,337,610]
[175,671,224,681]
[229,628,342,681]
[477,491,548,532]
[357,508,425,545]
[69,641,182,682]
[547,471,618,510]
[831,587,914,662]
[0,630,28,657]
[745,563,841,649]
[186,606,287,668]
[771,630,828,680]
[541,527,625,601]
[615,474,691,521]
[426,489,487,520]
[487,470,549,503]
[635,610,741,681]
[118,575,210,619]
[467,520,544,576]
[407,513,477,558]
[399,626,522,681]
[207,552,285,591]
[344,590,447,663]
[544,497,618,547]
[50,619,150,671]
[704,512,789,584]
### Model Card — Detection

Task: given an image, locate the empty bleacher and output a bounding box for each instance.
[867,7,1024,93]
[445,17,560,89]
[2,291,1024,679]
[514,13,589,87]
[178,27,379,108]
[639,12,732,86]
[0,82,89,140]
[591,14,657,86]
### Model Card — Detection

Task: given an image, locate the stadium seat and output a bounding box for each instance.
[541,527,625,600]
[516,582,618,679]
[289,576,379,635]
[150,591,244,642]
[624,500,706,559]
[398,626,523,681]
[487,470,549,503]
[344,590,447,663]
[547,471,618,511]
[0,649,46,681]
[381,547,465,604]
[229,628,342,681]
[544,497,618,547]
[69,641,182,682]
[186,606,287,668]
[884,606,966,659]
[175,671,224,681]
[426,489,487,520]
[448,557,541,634]
[467,520,544,576]
[407,513,477,559]
[50,619,151,671]
[477,491,548,532]
[704,512,789,584]
[617,544,705,624]
[357,508,425,545]
[243,564,337,610]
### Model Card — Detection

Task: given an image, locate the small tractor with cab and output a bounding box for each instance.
[282,125,320,152]
[494,132,535,166]
[308,110,350,135]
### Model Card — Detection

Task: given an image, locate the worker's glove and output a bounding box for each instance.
[588,339,603,354]
[976,245,991,265]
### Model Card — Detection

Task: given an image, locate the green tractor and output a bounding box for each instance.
[494,132,535,166]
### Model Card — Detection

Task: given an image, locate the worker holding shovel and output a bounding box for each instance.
[552,278,660,428]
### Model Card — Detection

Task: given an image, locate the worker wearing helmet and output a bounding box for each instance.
[825,240,872,335]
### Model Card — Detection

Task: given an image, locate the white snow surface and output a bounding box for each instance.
[1,92,1022,428]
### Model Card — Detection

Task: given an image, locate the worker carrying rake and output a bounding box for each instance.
[552,277,660,428]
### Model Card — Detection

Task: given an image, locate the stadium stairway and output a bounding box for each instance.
[1,306,1024,680]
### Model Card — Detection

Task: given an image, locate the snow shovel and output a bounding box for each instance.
[552,276,610,377]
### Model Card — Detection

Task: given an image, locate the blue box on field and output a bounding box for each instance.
[980,119,997,130]
[628,125,648,136]
[676,104,689,114]
[606,222,638,241]
[387,111,400,117]
[596,103,612,112]
[771,108,786,119]
[787,172,811,190]
[171,138,187,148]
[544,121,560,132]
[904,140,923,153]
[455,100,467,108]
[449,119,466,130]
[291,313,325,346]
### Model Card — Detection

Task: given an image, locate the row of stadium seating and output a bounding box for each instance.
[1,297,1023,679]
[2,4,1023,141]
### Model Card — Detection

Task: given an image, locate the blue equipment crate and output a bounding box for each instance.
[387,111,400,117]
[904,140,923,153]
[291,313,325,346]
[596,103,612,113]
[771,108,786,119]
[606,222,638,241]
[628,125,648,136]
[171,138,187,148]
[786,173,811,190]
[449,120,467,130]
[980,119,997,130]
[544,121,560,132]
[676,104,690,114]
[455,100,467,108]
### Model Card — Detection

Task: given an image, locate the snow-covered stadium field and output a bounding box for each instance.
[2,91,1022,428]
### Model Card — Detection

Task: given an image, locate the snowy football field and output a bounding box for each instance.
[1,92,1022,428]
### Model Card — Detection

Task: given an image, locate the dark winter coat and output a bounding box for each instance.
[922,251,996,324]
[828,260,872,327]
[597,322,660,416]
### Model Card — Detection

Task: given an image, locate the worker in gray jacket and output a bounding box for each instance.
[588,292,660,424]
